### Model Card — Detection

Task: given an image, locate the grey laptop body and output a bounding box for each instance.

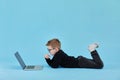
[15,52,43,70]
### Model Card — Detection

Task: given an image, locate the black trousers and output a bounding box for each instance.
[77,50,104,69]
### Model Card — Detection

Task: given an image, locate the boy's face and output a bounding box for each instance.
[47,46,59,56]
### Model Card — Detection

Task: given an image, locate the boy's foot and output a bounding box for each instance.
[88,43,99,52]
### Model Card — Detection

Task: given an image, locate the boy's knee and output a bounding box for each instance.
[97,63,104,69]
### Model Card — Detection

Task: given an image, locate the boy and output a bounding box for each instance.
[44,38,104,69]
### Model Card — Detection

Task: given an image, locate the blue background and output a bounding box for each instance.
[0,0,120,80]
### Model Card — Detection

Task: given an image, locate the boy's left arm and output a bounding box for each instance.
[45,54,61,68]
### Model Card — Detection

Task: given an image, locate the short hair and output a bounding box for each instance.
[46,38,61,49]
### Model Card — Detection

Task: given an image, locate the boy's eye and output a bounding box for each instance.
[47,48,54,52]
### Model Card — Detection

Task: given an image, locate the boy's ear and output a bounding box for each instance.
[55,47,59,52]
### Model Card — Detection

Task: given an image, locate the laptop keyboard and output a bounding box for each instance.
[27,66,35,69]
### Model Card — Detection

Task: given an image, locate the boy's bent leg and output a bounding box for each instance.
[87,43,104,69]
[77,43,104,69]
[91,50,104,69]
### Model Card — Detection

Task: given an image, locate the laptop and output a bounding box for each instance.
[15,52,43,71]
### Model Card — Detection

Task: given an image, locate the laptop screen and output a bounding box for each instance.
[15,52,26,69]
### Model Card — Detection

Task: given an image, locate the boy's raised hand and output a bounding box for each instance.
[44,54,50,59]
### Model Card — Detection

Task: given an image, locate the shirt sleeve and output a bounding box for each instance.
[45,53,62,68]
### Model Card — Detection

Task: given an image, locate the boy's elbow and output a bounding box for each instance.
[52,66,58,68]
[51,65,59,68]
